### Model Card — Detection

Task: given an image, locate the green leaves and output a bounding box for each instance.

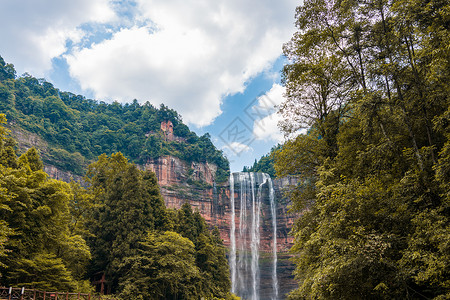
[9,253,77,291]
[84,153,230,298]
[120,228,231,300]
[0,59,230,178]
[120,231,200,300]
[280,0,450,298]
[0,126,91,291]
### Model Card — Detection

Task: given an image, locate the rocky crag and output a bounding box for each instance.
[145,154,296,253]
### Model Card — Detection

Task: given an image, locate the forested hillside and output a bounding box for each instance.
[0,115,235,299]
[0,57,229,181]
[276,0,450,298]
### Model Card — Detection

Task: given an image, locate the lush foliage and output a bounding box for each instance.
[0,114,91,291]
[85,153,232,299]
[278,0,449,298]
[0,57,229,181]
[0,117,232,298]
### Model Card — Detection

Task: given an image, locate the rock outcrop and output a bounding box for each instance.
[8,122,296,253]
[145,155,297,253]
[44,165,84,183]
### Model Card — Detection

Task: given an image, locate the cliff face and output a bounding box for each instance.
[144,155,219,222]
[8,122,296,253]
[7,124,84,183]
[145,156,296,253]
[44,165,84,183]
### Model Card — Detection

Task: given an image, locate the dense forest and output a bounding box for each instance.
[0,59,229,182]
[276,0,449,299]
[0,115,236,299]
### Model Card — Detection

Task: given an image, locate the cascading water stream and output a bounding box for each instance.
[238,173,248,293]
[267,174,278,300]
[229,174,236,293]
[229,172,278,300]
[251,173,260,300]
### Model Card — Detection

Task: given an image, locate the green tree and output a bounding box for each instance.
[0,56,16,81]
[120,231,202,300]
[85,152,166,292]
[174,203,231,298]
[245,144,281,177]
[0,122,91,291]
[0,114,13,275]
[278,0,450,298]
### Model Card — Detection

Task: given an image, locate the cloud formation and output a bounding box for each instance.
[0,0,297,127]
[65,0,297,126]
[222,141,253,156]
[252,83,286,143]
[0,0,116,76]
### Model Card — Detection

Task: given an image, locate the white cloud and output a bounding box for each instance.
[0,0,298,127]
[252,83,286,143]
[0,0,116,76]
[65,0,298,126]
[222,142,253,156]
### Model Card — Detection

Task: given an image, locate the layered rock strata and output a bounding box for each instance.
[145,156,297,253]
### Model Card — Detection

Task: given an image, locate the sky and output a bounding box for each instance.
[0,0,299,172]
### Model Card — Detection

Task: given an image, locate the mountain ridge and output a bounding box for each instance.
[0,54,229,183]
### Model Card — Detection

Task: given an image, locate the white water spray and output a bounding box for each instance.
[250,173,260,300]
[267,174,278,300]
[229,172,278,300]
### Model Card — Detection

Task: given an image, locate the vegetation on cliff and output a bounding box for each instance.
[0,115,234,299]
[0,59,229,182]
[243,144,281,177]
[276,0,450,298]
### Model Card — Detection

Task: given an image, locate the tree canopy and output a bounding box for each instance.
[0,114,91,291]
[0,115,234,299]
[277,0,449,298]
[0,63,229,182]
[243,144,281,177]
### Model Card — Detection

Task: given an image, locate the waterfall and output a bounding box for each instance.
[230,174,237,293]
[251,173,260,300]
[267,174,278,300]
[229,172,278,300]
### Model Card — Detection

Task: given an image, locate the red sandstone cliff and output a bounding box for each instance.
[9,121,296,253]
[145,155,296,253]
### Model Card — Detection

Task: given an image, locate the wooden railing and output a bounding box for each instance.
[0,287,119,300]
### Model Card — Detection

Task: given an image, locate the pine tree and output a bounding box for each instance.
[86,153,164,292]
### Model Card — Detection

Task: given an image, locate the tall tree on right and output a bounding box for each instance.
[278,0,449,298]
